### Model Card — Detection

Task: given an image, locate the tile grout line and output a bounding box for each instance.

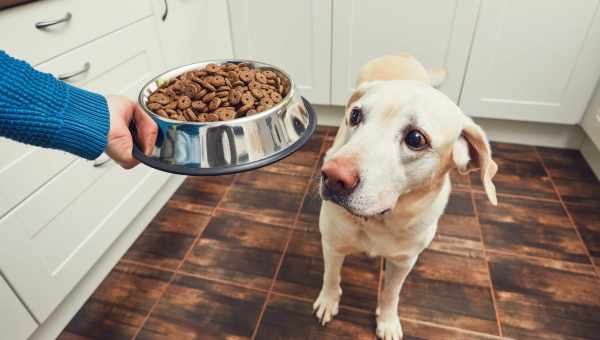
[534,148,600,280]
[377,257,384,307]
[130,174,239,340]
[469,189,504,337]
[472,189,561,204]
[250,128,332,339]
[482,249,596,274]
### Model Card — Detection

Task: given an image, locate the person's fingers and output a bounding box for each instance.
[133,104,158,156]
[105,135,139,169]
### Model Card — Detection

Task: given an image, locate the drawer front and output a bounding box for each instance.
[0,275,37,340]
[0,17,164,219]
[0,0,153,65]
[0,164,171,322]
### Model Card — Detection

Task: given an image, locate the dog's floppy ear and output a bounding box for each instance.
[452,116,498,205]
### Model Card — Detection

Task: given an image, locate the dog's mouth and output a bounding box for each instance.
[320,183,391,219]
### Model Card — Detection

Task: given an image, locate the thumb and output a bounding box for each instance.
[105,134,139,169]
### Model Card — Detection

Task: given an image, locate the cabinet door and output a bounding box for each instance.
[0,18,168,323]
[152,0,233,70]
[331,0,480,105]
[228,0,332,105]
[0,276,37,340]
[460,0,600,124]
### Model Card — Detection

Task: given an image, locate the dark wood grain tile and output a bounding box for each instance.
[470,142,557,200]
[297,178,322,229]
[168,175,236,215]
[475,193,590,264]
[437,191,481,244]
[401,319,502,340]
[567,203,600,266]
[180,210,290,290]
[58,262,172,340]
[553,179,600,208]
[273,230,380,311]
[137,274,266,340]
[123,206,210,269]
[450,168,471,191]
[398,245,498,335]
[488,252,600,339]
[255,294,376,340]
[220,170,308,226]
[260,126,328,178]
[317,129,336,170]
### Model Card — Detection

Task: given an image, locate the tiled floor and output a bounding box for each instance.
[59,126,600,340]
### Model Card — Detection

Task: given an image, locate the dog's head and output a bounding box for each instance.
[320,56,497,218]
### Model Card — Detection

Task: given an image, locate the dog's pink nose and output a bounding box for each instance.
[321,157,360,195]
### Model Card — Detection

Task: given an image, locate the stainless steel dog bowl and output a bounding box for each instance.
[132,60,317,176]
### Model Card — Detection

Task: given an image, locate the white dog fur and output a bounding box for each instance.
[314,54,498,340]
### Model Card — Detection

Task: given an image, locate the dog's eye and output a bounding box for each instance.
[349,107,363,126]
[405,129,428,150]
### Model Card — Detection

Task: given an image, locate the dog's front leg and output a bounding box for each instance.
[376,256,418,340]
[313,243,345,325]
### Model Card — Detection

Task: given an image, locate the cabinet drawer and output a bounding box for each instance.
[0,275,37,340]
[0,163,170,322]
[0,0,153,65]
[0,17,163,219]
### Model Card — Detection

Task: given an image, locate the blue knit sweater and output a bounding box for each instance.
[0,51,109,160]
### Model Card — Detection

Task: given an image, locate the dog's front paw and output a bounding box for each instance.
[376,314,403,340]
[313,288,341,326]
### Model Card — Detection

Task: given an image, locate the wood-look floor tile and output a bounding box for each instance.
[398,246,498,335]
[220,170,308,226]
[450,168,471,191]
[274,230,381,311]
[567,203,600,266]
[475,193,590,264]
[123,206,211,269]
[470,142,557,200]
[317,130,336,170]
[136,274,266,340]
[401,319,503,340]
[434,191,483,256]
[538,147,598,183]
[255,294,376,340]
[58,262,172,340]
[168,175,236,215]
[260,126,327,178]
[180,210,290,290]
[488,252,600,339]
[298,177,322,229]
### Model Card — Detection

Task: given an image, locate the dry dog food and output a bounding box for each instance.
[146,63,290,122]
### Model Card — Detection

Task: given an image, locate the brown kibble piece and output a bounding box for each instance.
[247,109,258,116]
[229,90,242,105]
[251,87,265,99]
[210,75,226,86]
[241,91,255,105]
[270,92,282,103]
[165,101,178,110]
[149,93,170,105]
[206,63,220,73]
[156,109,168,118]
[255,72,267,84]
[239,70,254,83]
[260,96,274,107]
[200,80,216,92]
[192,100,207,112]
[184,108,198,121]
[202,92,216,103]
[263,70,276,79]
[216,91,229,98]
[249,81,262,91]
[239,103,253,113]
[208,97,221,111]
[206,113,219,122]
[148,102,163,110]
[178,96,192,109]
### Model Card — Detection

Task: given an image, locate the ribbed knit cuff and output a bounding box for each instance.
[52,84,109,160]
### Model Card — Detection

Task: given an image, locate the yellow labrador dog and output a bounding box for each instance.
[314,54,498,340]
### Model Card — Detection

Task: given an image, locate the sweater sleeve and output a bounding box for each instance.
[0,51,110,160]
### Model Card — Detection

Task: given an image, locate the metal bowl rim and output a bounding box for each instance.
[138,59,296,126]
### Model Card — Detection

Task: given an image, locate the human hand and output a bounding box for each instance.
[105,95,158,169]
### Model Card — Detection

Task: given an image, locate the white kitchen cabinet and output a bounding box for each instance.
[330,0,480,105]
[228,0,332,105]
[0,275,37,340]
[460,0,600,124]
[152,0,233,70]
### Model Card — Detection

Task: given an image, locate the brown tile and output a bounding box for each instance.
[59,262,172,340]
[450,168,471,191]
[220,170,308,226]
[401,319,502,340]
[317,129,336,170]
[553,179,600,208]
[274,230,381,311]
[180,210,290,290]
[470,142,557,200]
[255,294,376,340]
[475,193,590,264]
[434,191,483,256]
[488,252,600,339]
[567,203,600,266]
[123,206,210,269]
[260,125,327,178]
[168,175,236,214]
[137,275,266,340]
[398,246,498,335]
[298,177,322,229]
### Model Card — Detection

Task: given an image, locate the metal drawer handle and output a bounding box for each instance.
[93,153,112,167]
[162,0,169,21]
[58,62,91,81]
[35,12,72,29]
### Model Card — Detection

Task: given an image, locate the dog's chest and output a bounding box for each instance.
[351,220,436,259]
